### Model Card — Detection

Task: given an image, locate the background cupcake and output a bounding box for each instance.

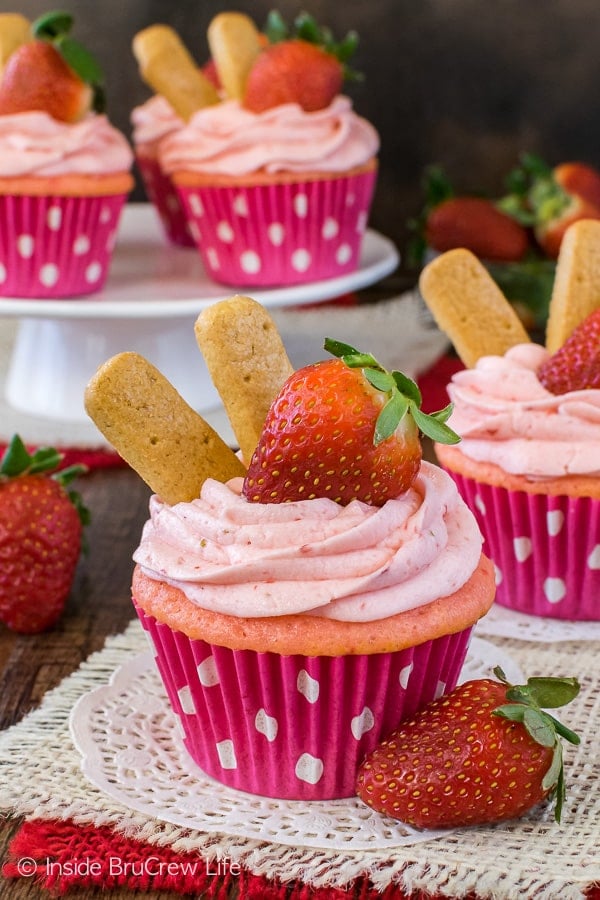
[0,11,133,298]
[154,11,379,287]
[420,234,600,622]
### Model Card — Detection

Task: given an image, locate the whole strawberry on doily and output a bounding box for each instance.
[0,435,89,633]
[357,666,581,827]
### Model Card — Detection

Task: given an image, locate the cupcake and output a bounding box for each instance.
[85,297,495,800]
[0,11,133,298]
[419,233,600,621]
[156,11,379,287]
[130,95,194,247]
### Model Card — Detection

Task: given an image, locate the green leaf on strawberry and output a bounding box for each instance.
[324,337,461,447]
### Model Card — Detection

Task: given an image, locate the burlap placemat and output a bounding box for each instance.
[0,618,598,899]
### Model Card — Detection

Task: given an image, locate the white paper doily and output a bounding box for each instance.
[69,636,523,852]
[475,604,600,643]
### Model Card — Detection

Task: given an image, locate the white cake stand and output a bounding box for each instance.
[0,204,399,430]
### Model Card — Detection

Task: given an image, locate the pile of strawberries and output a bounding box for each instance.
[411,155,600,329]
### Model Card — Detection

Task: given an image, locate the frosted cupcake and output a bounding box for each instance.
[0,12,133,298]
[130,95,194,247]
[158,12,379,287]
[85,298,495,801]
[420,236,600,621]
[436,343,600,621]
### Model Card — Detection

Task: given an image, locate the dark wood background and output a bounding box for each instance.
[13,0,600,273]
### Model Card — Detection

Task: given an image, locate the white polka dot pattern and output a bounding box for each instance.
[0,193,127,298]
[446,470,600,620]
[135,153,195,247]
[176,169,377,287]
[136,607,472,800]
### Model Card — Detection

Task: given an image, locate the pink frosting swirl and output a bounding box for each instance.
[447,343,600,477]
[133,462,482,622]
[159,96,379,177]
[0,111,133,177]
[130,95,183,147]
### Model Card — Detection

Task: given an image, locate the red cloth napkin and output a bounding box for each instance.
[0,442,126,472]
[2,817,459,898]
[3,818,598,898]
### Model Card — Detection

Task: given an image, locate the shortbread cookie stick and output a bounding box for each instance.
[0,14,30,75]
[132,24,219,121]
[545,219,600,352]
[84,352,245,505]
[207,12,262,100]
[419,248,530,367]
[195,296,294,464]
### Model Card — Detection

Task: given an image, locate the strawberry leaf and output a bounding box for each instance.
[392,371,422,405]
[364,368,396,392]
[522,708,556,748]
[374,393,408,445]
[410,406,461,444]
[32,10,74,39]
[54,34,104,86]
[526,676,580,709]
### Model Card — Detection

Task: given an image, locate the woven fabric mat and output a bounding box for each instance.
[0,618,598,899]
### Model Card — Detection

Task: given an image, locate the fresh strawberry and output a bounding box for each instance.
[425,196,530,262]
[538,307,600,393]
[499,154,600,258]
[243,11,359,113]
[0,435,90,634]
[356,667,580,828]
[0,10,104,122]
[242,339,459,507]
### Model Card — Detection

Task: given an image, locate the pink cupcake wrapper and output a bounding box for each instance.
[446,470,600,620]
[135,601,473,800]
[0,193,127,298]
[135,154,195,248]
[176,168,377,287]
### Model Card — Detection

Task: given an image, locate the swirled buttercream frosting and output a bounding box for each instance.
[446,343,600,478]
[130,95,183,146]
[159,96,379,177]
[0,111,133,177]
[133,461,482,622]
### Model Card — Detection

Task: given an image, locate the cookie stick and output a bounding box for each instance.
[132,24,219,121]
[545,219,600,352]
[419,248,530,368]
[0,13,30,76]
[84,352,245,506]
[207,12,262,100]
[195,296,294,464]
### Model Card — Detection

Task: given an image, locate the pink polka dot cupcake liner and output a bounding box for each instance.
[135,153,195,248]
[445,472,600,621]
[0,192,127,298]
[176,168,377,287]
[135,602,473,800]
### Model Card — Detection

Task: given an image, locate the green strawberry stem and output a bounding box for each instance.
[31,9,106,112]
[324,338,460,446]
[498,152,570,227]
[492,665,581,822]
[0,434,90,529]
